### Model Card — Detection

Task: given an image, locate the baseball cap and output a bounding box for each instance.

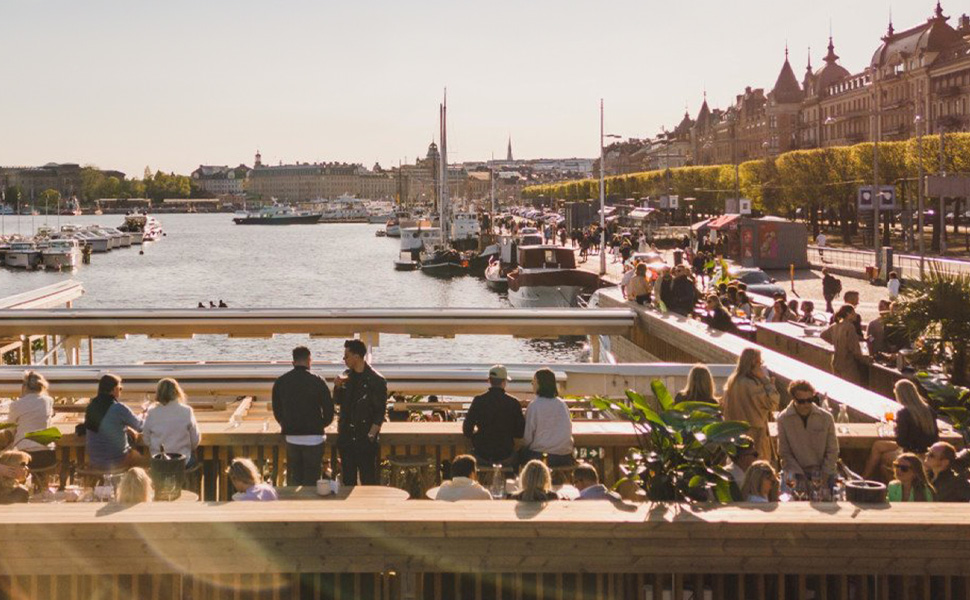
[488,365,510,380]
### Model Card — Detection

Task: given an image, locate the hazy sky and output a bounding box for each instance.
[0,0,948,176]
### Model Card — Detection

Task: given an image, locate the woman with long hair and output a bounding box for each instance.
[520,369,574,468]
[510,460,560,502]
[83,374,145,470]
[143,378,201,467]
[7,371,56,470]
[820,305,869,385]
[739,460,779,502]
[721,348,780,465]
[863,380,939,480]
[887,453,935,502]
[117,467,154,504]
[675,365,717,404]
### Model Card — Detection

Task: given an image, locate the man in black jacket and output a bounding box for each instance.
[272,346,334,486]
[926,442,970,502]
[821,268,842,314]
[463,365,525,465]
[334,339,387,485]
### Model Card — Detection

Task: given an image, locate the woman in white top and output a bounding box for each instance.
[520,369,574,468]
[7,371,56,469]
[143,378,201,467]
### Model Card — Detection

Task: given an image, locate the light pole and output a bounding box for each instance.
[598,99,621,276]
[871,73,882,270]
[916,113,925,277]
[939,124,947,255]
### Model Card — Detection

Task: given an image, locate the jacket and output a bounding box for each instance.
[821,320,868,385]
[271,366,335,437]
[143,401,201,459]
[721,375,780,464]
[895,407,939,453]
[705,307,738,334]
[669,276,697,315]
[931,469,970,502]
[463,387,525,462]
[776,403,839,477]
[435,477,493,501]
[822,274,842,298]
[334,364,387,442]
[7,393,54,452]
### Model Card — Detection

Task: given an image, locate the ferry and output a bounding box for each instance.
[42,238,80,270]
[233,205,321,225]
[506,245,601,308]
[317,195,370,223]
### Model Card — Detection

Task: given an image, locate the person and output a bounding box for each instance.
[786,299,800,321]
[625,263,652,305]
[820,305,869,386]
[887,271,901,299]
[736,292,753,320]
[798,300,817,325]
[821,268,842,313]
[720,348,779,465]
[776,380,840,490]
[887,453,934,502]
[463,365,525,466]
[228,457,278,501]
[925,442,970,502]
[218,299,228,308]
[84,374,146,471]
[724,437,759,493]
[842,290,861,310]
[117,467,154,504]
[703,295,739,334]
[7,371,55,470]
[619,261,636,298]
[740,460,780,503]
[334,339,387,486]
[509,460,560,502]
[435,455,493,501]
[654,266,672,309]
[764,295,789,323]
[520,369,574,468]
[197,302,205,309]
[573,463,621,501]
[674,364,717,404]
[668,266,698,316]
[0,450,31,504]
[143,378,201,467]
[272,346,335,486]
[209,301,216,308]
[866,300,892,356]
[815,231,827,259]
[863,380,940,480]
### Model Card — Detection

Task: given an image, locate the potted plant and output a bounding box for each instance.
[591,380,750,502]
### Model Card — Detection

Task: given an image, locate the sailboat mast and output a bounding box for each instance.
[439,92,449,243]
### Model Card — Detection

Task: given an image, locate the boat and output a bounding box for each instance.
[0,204,14,215]
[316,195,370,223]
[451,212,481,242]
[394,226,441,271]
[42,238,80,270]
[233,205,321,225]
[5,241,43,269]
[506,245,601,308]
[60,197,82,216]
[484,258,508,292]
[80,227,111,253]
[103,227,132,248]
[420,247,470,277]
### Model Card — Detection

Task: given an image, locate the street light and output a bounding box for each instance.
[598,98,621,276]
[915,113,925,277]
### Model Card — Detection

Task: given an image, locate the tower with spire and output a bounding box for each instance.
[254,150,262,168]
[506,136,513,162]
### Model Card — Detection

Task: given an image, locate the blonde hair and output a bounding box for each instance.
[155,378,185,405]
[740,460,779,502]
[892,453,935,502]
[22,370,49,394]
[678,364,716,403]
[517,460,552,502]
[724,348,762,396]
[895,380,935,436]
[228,457,261,487]
[117,467,154,504]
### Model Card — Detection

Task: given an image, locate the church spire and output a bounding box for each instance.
[506,136,513,162]
[824,36,839,64]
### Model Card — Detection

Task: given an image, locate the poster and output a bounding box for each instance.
[741,228,754,260]
[758,223,779,260]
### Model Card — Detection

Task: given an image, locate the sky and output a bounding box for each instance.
[0,0,951,177]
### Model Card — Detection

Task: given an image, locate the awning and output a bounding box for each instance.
[708,214,740,231]
[691,217,712,231]
[627,208,656,220]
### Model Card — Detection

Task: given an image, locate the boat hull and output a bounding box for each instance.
[233,215,321,225]
[507,284,582,308]
[43,251,79,270]
[5,251,42,269]
[88,239,110,253]
[394,260,421,271]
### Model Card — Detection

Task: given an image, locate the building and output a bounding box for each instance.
[190,165,252,197]
[1,163,96,199]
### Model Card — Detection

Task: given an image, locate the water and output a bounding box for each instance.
[0,213,584,364]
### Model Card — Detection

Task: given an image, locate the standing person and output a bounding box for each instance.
[272,346,334,486]
[866,300,892,355]
[821,268,842,314]
[463,365,525,466]
[625,263,652,305]
[887,453,935,502]
[720,348,780,465]
[84,374,145,471]
[776,380,840,489]
[887,271,901,299]
[334,339,387,486]
[924,442,970,502]
[669,266,698,316]
[820,305,870,386]
[6,371,55,470]
[815,231,827,261]
[520,369,574,467]
[143,378,201,467]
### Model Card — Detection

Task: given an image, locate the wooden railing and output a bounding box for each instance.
[2,501,970,600]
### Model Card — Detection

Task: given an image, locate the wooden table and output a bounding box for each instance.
[276,485,409,502]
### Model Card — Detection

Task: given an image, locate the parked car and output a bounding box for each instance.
[723,267,787,298]
[625,251,667,278]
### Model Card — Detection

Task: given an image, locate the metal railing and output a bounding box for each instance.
[808,245,970,279]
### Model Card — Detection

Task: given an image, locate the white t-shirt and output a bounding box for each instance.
[816,233,827,247]
[435,477,493,501]
[7,393,54,451]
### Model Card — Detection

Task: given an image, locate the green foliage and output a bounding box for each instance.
[77,166,194,204]
[916,373,970,444]
[591,380,750,503]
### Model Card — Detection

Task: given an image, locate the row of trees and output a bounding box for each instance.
[523,133,970,250]
[3,168,204,209]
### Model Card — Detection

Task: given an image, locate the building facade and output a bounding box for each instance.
[190,165,252,197]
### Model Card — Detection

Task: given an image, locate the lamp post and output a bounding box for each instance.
[598,99,622,276]
[939,124,947,255]
[871,72,882,270]
[916,113,925,278]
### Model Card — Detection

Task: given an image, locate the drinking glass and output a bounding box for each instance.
[810,470,824,502]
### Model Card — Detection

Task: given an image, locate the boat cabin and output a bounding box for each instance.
[517,245,577,270]
[399,227,443,252]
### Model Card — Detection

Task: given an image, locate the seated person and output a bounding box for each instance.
[703,295,739,334]
[84,374,146,471]
[117,467,154,504]
[520,369,574,468]
[0,450,31,504]
[740,460,780,503]
[435,455,492,501]
[925,442,970,502]
[228,457,278,501]
[463,365,525,465]
[724,436,758,497]
[798,301,818,325]
[573,463,621,501]
[777,380,839,490]
[509,460,560,502]
[764,294,790,322]
[888,453,934,502]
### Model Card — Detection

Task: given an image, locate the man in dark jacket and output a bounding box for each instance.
[821,268,842,314]
[272,346,334,486]
[334,339,387,485]
[463,365,525,465]
[926,442,970,502]
[668,267,698,316]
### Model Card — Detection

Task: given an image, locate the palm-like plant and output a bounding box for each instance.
[591,380,750,503]
[891,266,970,386]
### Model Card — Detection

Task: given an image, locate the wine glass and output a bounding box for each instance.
[810,470,825,502]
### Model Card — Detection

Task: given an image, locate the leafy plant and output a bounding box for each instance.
[591,379,750,503]
[24,427,62,446]
[917,372,970,444]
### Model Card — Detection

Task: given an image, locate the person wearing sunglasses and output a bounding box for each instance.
[777,380,840,493]
[0,450,31,504]
[924,442,970,503]
[887,453,935,502]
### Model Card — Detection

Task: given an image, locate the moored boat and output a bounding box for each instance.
[5,241,43,269]
[42,238,80,270]
[233,205,321,225]
[506,245,601,308]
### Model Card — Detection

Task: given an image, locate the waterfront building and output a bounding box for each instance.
[190,165,251,198]
[0,163,124,200]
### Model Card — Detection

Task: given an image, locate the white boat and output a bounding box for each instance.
[103,227,132,248]
[316,195,370,223]
[506,245,601,308]
[395,226,442,270]
[451,212,481,242]
[5,241,43,269]
[81,227,111,253]
[42,238,80,270]
[233,205,320,225]
[484,258,508,292]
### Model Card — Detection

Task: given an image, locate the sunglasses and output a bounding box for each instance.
[793,396,817,405]
[893,464,911,473]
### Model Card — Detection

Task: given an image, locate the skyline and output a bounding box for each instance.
[0,0,949,177]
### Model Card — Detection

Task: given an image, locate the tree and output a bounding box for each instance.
[39,189,60,214]
[80,167,106,203]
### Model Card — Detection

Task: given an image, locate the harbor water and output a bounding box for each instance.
[0,213,585,364]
